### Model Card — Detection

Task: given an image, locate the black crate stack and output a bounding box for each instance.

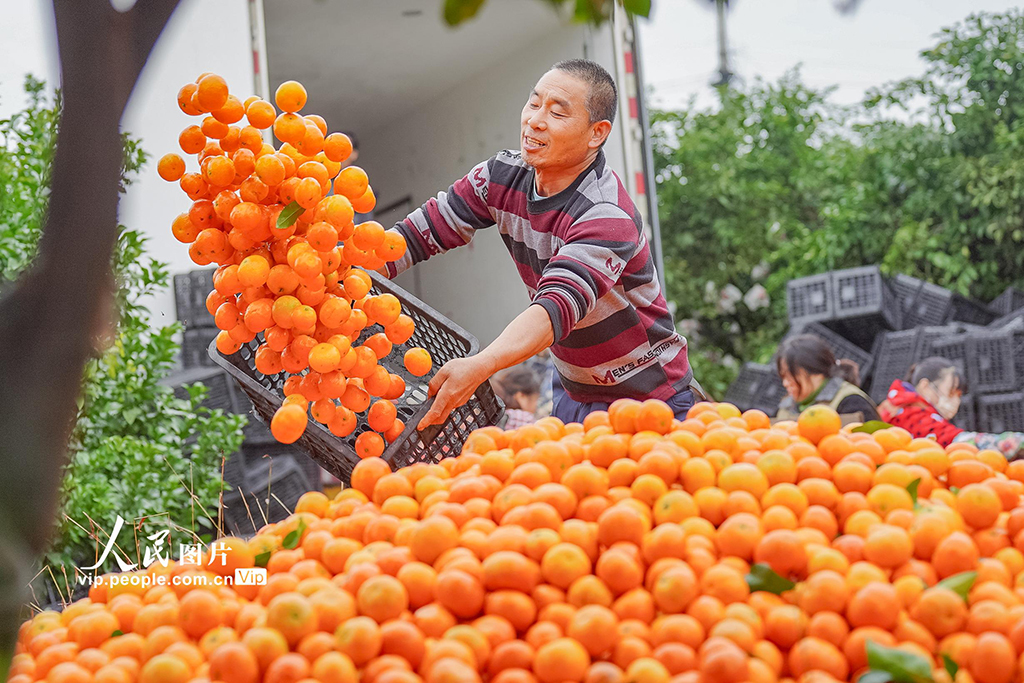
[174,269,219,370]
[165,268,323,536]
[725,267,1024,430]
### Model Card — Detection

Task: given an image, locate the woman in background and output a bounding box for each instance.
[775,334,879,421]
[879,357,1024,460]
[491,365,542,430]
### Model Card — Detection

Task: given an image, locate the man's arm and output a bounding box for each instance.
[417,304,554,429]
[383,157,496,279]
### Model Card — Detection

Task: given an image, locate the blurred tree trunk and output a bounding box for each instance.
[0,0,180,670]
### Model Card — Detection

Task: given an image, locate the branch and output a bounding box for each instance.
[0,0,179,668]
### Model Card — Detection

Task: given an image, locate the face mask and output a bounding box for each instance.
[936,394,960,421]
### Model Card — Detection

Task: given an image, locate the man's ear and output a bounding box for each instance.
[589,120,612,149]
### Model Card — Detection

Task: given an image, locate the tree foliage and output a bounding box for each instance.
[0,78,245,604]
[653,9,1024,397]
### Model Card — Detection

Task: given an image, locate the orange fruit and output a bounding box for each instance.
[404,348,433,377]
[797,406,841,445]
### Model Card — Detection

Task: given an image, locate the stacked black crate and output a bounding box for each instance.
[723,363,787,415]
[788,322,875,383]
[891,275,954,329]
[827,267,902,351]
[988,286,1024,318]
[240,418,326,495]
[868,329,921,404]
[173,269,219,370]
[221,458,312,537]
[168,268,324,507]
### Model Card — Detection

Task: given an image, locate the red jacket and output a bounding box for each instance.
[877,380,963,446]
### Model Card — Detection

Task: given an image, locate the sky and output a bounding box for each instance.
[0,3,57,115]
[4,1,1022,118]
[637,0,1020,111]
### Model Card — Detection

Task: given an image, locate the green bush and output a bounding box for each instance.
[0,76,245,603]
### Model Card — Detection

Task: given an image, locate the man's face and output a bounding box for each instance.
[521,70,604,171]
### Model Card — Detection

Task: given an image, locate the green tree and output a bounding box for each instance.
[0,77,245,606]
[653,9,1024,398]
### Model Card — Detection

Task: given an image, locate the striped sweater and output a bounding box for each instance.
[385,150,691,404]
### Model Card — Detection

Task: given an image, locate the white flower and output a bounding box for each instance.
[703,280,718,304]
[677,318,700,338]
[744,284,770,311]
[752,260,770,281]
[719,284,743,314]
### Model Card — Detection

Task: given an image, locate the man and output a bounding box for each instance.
[381,59,698,429]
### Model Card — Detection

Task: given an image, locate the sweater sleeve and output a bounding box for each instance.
[384,157,496,278]
[532,202,640,342]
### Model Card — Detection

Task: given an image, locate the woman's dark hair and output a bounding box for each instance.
[491,365,541,410]
[906,357,968,394]
[776,334,861,387]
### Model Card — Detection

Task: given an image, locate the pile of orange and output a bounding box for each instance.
[158,73,433,453]
[13,401,1024,683]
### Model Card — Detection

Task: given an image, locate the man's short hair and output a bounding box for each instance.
[551,58,617,125]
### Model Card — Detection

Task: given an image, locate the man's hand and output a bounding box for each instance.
[417,355,495,430]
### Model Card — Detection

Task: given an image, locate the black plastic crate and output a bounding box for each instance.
[724,363,786,415]
[868,329,920,403]
[242,438,323,492]
[1010,320,1024,387]
[165,366,241,415]
[950,294,997,326]
[891,274,953,328]
[794,322,874,383]
[221,450,248,489]
[913,325,958,363]
[926,334,971,385]
[31,579,91,612]
[989,286,1024,317]
[211,271,504,486]
[831,266,901,329]
[969,329,1016,394]
[786,273,833,326]
[181,328,219,369]
[173,269,216,329]
[221,458,311,537]
[953,394,977,432]
[978,392,1024,433]
[990,307,1024,330]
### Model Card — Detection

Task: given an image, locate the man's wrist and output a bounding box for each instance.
[473,350,501,379]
